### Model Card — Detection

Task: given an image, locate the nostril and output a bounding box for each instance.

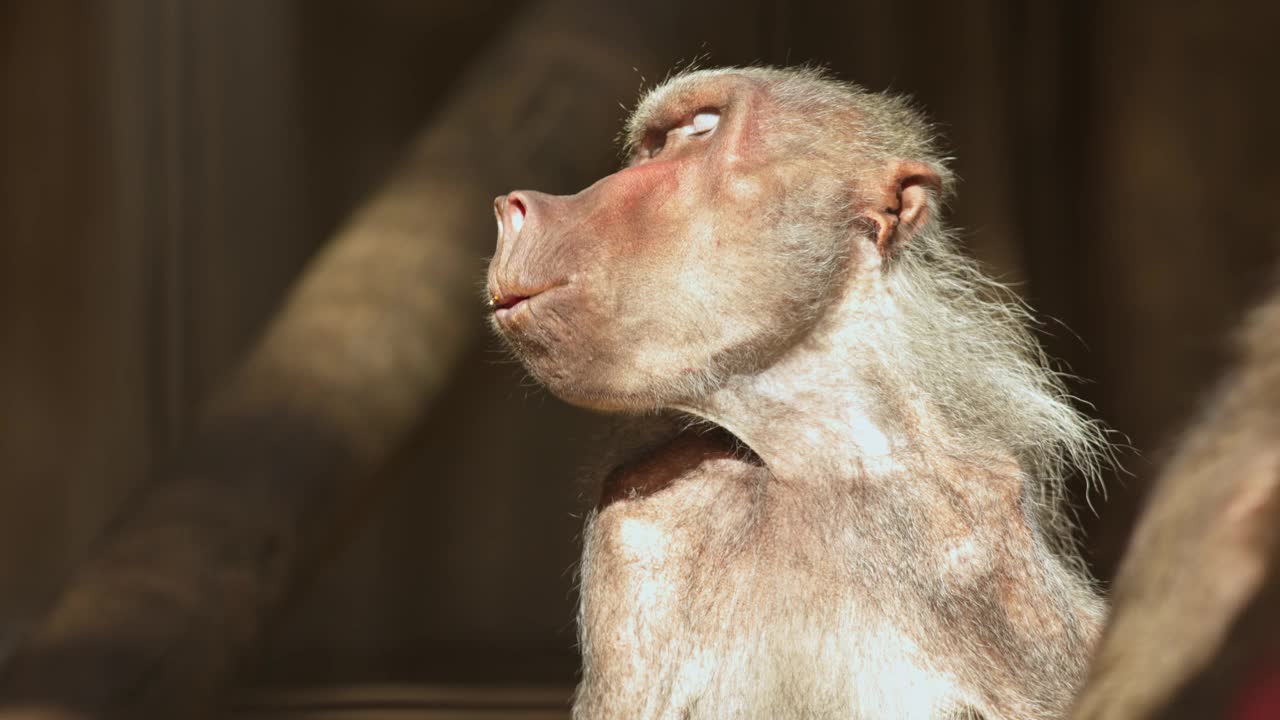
[508,195,527,233]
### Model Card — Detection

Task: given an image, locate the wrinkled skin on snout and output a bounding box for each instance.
[486,76,841,411]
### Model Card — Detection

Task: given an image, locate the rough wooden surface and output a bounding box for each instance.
[0,0,737,717]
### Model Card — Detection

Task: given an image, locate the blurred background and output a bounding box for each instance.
[1,0,1277,712]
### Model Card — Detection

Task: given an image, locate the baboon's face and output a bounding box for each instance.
[486,74,838,411]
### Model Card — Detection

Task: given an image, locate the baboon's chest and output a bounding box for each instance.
[579,451,971,719]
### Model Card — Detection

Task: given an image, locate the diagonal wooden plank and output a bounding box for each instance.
[0,1,745,718]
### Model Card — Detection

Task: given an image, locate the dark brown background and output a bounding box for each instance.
[2,0,1277,691]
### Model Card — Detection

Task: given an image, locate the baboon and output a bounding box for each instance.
[487,67,1107,719]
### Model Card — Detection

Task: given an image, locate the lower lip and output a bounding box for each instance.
[494,297,529,322]
[494,283,571,321]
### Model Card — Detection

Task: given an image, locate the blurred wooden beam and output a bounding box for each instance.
[0,0,747,717]
[231,685,570,720]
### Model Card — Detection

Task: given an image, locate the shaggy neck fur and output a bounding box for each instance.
[677,222,1104,555]
[680,246,931,484]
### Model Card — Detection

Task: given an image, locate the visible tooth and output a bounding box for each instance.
[511,205,525,233]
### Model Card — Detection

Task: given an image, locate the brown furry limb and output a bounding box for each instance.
[1071,285,1280,720]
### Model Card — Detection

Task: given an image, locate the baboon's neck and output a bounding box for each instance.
[681,271,952,484]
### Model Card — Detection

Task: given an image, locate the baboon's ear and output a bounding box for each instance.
[861,161,942,257]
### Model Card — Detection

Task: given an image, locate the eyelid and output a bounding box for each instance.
[641,108,721,160]
[671,109,720,138]
[689,109,720,135]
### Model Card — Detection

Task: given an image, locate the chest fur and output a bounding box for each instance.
[575,451,979,719]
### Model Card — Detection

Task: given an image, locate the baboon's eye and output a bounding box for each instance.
[688,109,720,136]
[641,108,720,162]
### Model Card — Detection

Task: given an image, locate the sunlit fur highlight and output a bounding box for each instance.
[626,66,1107,560]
